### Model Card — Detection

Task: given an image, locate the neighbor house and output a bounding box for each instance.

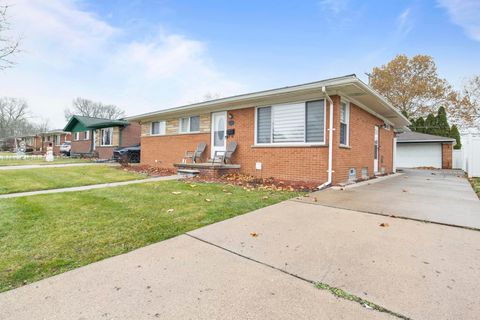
[39,130,71,155]
[17,134,42,152]
[396,131,455,169]
[63,115,141,159]
[127,75,410,185]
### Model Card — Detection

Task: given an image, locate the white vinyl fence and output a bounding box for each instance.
[465,135,480,178]
[454,134,480,177]
[453,149,464,170]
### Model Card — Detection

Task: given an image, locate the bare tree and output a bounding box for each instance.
[64,97,125,120]
[0,3,20,70]
[34,118,50,133]
[0,97,29,138]
[460,75,480,128]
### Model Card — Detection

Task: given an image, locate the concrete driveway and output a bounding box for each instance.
[190,201,480,320]
[303,169,480,229]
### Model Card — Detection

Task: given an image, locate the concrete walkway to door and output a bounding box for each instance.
[299,168,480,229]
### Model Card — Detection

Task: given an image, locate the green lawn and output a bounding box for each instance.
[0,181,301,292]
[471,178,480,198]
[0,157,93,166]
[0,166,146,194]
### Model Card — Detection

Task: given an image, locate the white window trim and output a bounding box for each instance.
[150,121,166,136]
[178,116,201,134]
[340,99,350,147]
[100,127,113,146]
[84,130,90,140]
[74,132,80,141]
[254,99,327,147]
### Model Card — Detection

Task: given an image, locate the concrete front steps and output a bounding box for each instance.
[174,162,240,178]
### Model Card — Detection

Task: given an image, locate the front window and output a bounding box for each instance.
[84,131,90,140]
[340,101,350,146]
[179,116,200,133]
[151,121,166,135]
[101,128,113,146]
[256,100,325,145]
[74,132,80,141]
[55,135,61,146]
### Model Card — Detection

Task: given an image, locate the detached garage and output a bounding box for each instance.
[396,132,455,169]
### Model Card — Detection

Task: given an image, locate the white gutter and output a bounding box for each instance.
[318,86,334,189]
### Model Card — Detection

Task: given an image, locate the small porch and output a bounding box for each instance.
[174,162,240,178]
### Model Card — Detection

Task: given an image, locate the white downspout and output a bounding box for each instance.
[318,86,334,189]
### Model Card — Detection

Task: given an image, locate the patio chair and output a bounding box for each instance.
[212,141,237,164]
[184,142,207,163]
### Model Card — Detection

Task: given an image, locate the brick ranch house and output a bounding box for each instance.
[127,75,410,185]
[39,130,71,155]
[63,115,141,159]
[18,134,42,152]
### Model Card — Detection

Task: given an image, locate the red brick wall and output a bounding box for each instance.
[120,122,141,147]
[442,143,453,169]
[71,140,92,154]
[141,133,211,167]
[140,96,394,185]
[226,107,329,184]
[97,146,115,160]
[334,101,394,182]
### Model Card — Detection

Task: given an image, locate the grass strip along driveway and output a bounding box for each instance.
[0,166,146,195]
[0,180,301,292]
[470,177,480,198]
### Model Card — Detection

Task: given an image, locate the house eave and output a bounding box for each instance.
[126,75,410,128]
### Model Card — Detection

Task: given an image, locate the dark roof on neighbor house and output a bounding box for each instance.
[63,115,128,132]
[397,132,455,143]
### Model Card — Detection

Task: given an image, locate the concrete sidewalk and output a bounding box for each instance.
[0,235,391,320]
[0,175,180,199]
[0,162,118,170]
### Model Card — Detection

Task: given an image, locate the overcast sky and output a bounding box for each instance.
[1,0,479,128]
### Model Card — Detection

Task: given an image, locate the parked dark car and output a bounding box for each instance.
[113,145,141,163]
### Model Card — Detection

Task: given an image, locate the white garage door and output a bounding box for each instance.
[396,143,442,168]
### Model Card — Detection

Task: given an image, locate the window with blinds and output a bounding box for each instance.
[179,116,200,133]
[340,101,349,146]
[151,121,166,135]
[256,100,325,145]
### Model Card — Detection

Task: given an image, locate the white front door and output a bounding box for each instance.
[374,126,379,173]
[211,111,227,158]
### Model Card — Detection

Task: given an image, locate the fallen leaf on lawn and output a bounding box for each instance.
[225,192,233,195]
[379,223,389,227]
[189,184,197,188]
[250,232,259,237]
[262,196,269,200]
[167,208,174,213]
[171,191,182,195]
[205,198,212,202]
[312,197,318,202]
[222,189,228,192]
